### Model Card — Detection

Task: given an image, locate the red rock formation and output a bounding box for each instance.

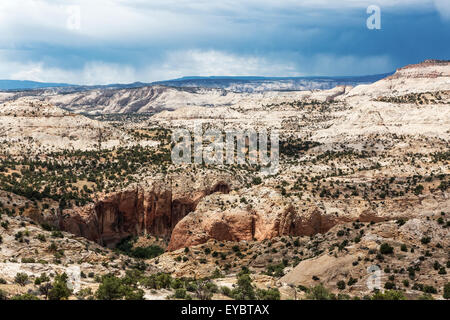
[167,189,441,251]
[59,205,100,243]
[166,205,344,251]
[167,188,363,251]
[388,59,450,80]
[58,182,231,247]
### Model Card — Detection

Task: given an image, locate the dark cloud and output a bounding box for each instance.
[0,0,448,84]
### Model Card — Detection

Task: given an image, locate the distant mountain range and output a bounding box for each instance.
[153,74,393,93]
[0,80,73,90]
[0,73,393,93]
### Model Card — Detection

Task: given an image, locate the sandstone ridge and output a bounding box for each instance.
[57,181,231,247]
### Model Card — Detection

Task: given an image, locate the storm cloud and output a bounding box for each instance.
[0,0,448,84]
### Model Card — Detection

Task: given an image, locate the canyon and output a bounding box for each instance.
[0,60,449,300]
[56,181,232,247]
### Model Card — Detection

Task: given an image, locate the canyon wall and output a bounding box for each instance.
[166,188,450,251]
[56,182,449,252]
[166,188,343,251]
[58,182,231,247]
[166,204,344,251]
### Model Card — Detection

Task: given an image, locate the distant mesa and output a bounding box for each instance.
[0,73,393,92]
[0,80,74,91]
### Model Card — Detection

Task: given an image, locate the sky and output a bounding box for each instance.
[0,0,449,85]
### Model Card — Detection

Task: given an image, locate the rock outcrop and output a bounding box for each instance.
[346,59,450,98]
[167,188,343,251]
[280,216,450,294]
[0,99,157,155]
[167,187,450,251]
[58,181,231,247]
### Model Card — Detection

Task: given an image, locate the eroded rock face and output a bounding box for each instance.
[167,188,345,251]
[167,187,450,251]
[59,205,100,243]
[58,181,231,247]
[165,203,343,251]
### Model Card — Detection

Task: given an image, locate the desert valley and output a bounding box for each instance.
[0,59,449,301]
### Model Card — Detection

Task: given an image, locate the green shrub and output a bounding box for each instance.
[41,223,57,231]
[256,288,281,300]
[423,285,437,294]
[95,275,124,300]
[371,290,405,300]
[252,177,262,185]
[123,287,144,300]
[347,278,357,286]
[337,280,346,290]
[48,273,72,300]
[230,274,255,300]
[76,288,93,300]
[194,280,218,300]
[220,286,232,297]
[384,282,395,290]
[14,273,29,286]
[0,289,8,300]
[444,283,450,299]
[414,185,424,195]
[174,288,188,299]
[51,231,64,238]
[418,293,434,300]
[305,284,332,300]
[34,273,50,285]
[212,268,223,279]
[265,263,285,277]
[131,246,164,259]
[140,273,173,290]
[11,293,39,300]
[412,283,424,291]
[379,243,394,254]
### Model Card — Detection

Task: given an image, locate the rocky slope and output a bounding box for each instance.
[0,214,163,299]
[0,98,155,155]
[0,74,388,112]
[346,60,450,98]
[0,60,449,300]
[167,186,450,251]
[59,181,230,247]
[44,86,348,115]
[154,215,449,299]
[280,216,449,298]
